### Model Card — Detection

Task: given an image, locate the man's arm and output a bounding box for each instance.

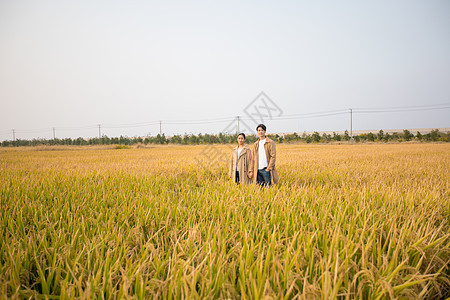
[266,141,276,171]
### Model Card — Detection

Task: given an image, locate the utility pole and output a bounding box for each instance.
[237,116,240,134]
[159,121,162,135]
[53,127,56,140]
[350,109,353,139]
[98,124,101,139]
[12,129,15,142]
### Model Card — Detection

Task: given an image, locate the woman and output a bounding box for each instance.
[229,133,253,185]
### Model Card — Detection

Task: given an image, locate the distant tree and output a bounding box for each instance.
[217,132,225,143]
[390,132,399,141]
[286,132,300,142]
[246,134,257,144]
[322,133,331,142]
[312,132,321,143]
[155,134,167,144]
[189,134,199,144]
[403,129,414,141]
[429,129,440,141]
[343,130,350,141]
[267,134,283,143]
[332,132,341,141]
[377,130,384,141]
[416,131,423,141]
[275,134,280,143]
[284,133,296,143]
[305,135,312,143]
[169,135,182,144]
[203,133,214,144]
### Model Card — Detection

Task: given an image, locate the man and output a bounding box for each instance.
[250,124,279,186]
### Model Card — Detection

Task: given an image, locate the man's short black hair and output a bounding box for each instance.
[256,124,266,131]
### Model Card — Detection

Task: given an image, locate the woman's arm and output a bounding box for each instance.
[248,149,253,179]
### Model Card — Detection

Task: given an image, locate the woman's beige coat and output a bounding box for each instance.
[229,145,253,185]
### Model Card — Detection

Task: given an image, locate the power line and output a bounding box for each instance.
[57,125,99,131]
[271,111,349,120]
[1,103,448,140]
[354,106,450,113]
[163,118,236,125]
[102,121,160,129]
[276,109,349,118]
[13,127,53,134]
[352,102,450,110]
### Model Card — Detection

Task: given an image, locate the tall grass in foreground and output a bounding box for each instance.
[0,144,449,299]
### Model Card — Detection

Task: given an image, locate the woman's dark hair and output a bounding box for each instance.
[238,133,246,139]
[256,124,266,131]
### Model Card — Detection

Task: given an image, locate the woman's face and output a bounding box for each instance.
[237,135,245,145]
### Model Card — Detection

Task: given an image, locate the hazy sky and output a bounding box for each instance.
[1,0,449,140]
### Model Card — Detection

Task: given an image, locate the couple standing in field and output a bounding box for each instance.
[229,124,279,187]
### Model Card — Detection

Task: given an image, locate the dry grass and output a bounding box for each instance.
[0,143,449,299]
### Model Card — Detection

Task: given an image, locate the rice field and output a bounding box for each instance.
[0,143,449,299]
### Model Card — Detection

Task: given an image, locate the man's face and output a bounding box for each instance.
[257,127,266,138]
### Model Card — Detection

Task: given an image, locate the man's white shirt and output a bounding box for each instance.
[258,139,268,170]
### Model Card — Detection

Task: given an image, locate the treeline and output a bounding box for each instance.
[1,129,448,147]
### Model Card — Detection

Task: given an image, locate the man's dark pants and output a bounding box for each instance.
[257,169,271,187]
